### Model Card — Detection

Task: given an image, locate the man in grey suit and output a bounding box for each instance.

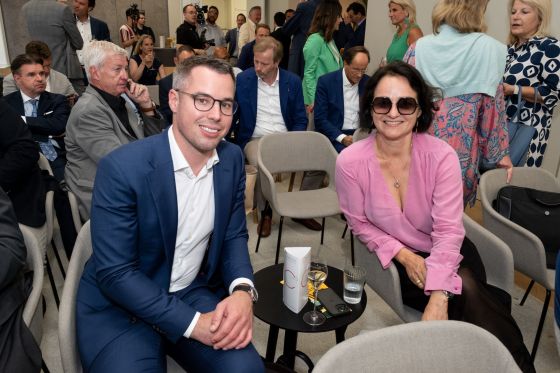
[22,0,84,92]
[3,40,76,100]
[65,41,166,220]
[225,13,246,66]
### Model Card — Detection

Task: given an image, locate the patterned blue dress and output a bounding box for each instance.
[503,36,560,167]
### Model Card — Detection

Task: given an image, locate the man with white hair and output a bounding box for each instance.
[64,40,165,220]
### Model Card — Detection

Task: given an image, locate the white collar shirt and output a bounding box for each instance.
[253,69,287,139]
[76,16,93,65]
[341,69,360,132]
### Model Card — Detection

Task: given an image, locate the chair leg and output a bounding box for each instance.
[530,289,551,361]
[320,218,326,245]
[288,172,296,192]
[50,240,66,278]
[275,217,284,265]
[45,255,60,309]
[255,202,268,253]
[342,223,348,239]
[520,280,535,306]
[350,233,355,266]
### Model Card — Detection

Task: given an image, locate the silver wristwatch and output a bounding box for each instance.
[233,283,259,303]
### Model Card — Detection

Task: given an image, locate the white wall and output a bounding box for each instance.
[364,0,560,176]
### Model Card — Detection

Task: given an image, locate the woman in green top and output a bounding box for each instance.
[302,0,344,112]
[386,0,423,63]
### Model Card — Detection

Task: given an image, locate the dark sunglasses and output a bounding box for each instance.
[371,97,419,115]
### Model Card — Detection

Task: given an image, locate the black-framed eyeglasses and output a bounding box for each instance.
[175,90,238,116]
[371,97,418,115]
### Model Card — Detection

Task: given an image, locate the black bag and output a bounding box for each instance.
[493,185,560,269]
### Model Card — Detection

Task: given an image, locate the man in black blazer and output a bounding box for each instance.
[158,45,195,125]
[225,13,246,66]
[0,100,46,228]
[271,12,290,70]
[0,187,42,372]
[73,0,111,42]
[3,54,70,182]
[344,2,367,49]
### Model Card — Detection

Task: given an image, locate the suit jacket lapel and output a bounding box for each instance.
[279,69,289,125]
[146,131,178,270]
[86,87,138,140]
[249,73,258,129]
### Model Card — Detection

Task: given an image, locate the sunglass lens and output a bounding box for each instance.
[397,98,417,114]
[373,97,392,114]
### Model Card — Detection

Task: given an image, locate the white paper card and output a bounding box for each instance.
[283,247,311,313]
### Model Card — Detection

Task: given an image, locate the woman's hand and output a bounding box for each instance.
[497,155,513,183]
[422,291,449,321]
[395,248,426,289]
[143,52,154,65]
[502,83,515,96]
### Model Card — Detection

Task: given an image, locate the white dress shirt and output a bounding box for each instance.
[167,128,253,338]
[253,69,287,138]
[336,69,360,143]
[76,16,93,65]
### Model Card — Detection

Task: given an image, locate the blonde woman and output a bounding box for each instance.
[503,0,559,167]
[129,35,166,85]
[404,0,512,207]
[386,0,423,62]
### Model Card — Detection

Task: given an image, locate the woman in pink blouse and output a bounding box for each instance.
[336,61,534,373]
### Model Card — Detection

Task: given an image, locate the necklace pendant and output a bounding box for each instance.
[393,180,400,189]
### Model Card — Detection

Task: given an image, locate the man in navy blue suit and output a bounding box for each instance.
[344,2,367,50]
[233,37,307,237]
[225,13,246,66]
[315,46,370,153]
[3,54,70,181]
[158,45,195,125]
[237,24,270,71]
[76,56,263,373]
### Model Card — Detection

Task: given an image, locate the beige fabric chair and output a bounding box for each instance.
[355,213,515,323]
[147,85,160,106]
[479,167,558,359]
[313,321,521,373]
[256,131,341,264]
[58,221,183,372]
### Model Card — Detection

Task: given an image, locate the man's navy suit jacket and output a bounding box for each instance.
[344,20,366,50]
[158,73,173,125]
[233,67,307,150]
[237,40,255,71]
[314,69,369,152]
[76,131,254,368]
[90,16,111,42]
[3,90,70,143]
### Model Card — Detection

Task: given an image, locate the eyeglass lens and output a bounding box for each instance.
[372,97,418,115]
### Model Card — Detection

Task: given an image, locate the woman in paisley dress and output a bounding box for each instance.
[503,0,560,167]
[405,0,513,206]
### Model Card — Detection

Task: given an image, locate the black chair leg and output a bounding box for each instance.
[51,239,66,278]
[520,280,535,306]
[530,289,551,361]
[342,223,348,239]
[275,217,284,264]
[255,202,268,253]
[45,255,60,308]
[320,218,326,245]
[350,233,355,266]
[42,359,51,373]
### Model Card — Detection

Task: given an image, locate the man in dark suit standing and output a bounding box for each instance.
[281,0,320,78]
[3,54,71,181]
[271,12,290,70]
[159,45,195,125]
[234,37,307,236]
[0,101,46,229]
[344,2,367,49]
[76,56,264,373]
[314,46,370,153]
[23,0,84,91]
[225,13,246,66]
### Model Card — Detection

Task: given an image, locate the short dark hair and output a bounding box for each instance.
[139,10,145,16]
[126,3,139,19]
[274,12,286,27]
[347,2,366,16]
[255,23,271,35]
[360,61,440,133]
[176,44,194,57]
[237,13,246,21]
[88,0,96,8]
[285,9,295,15]
[343,46,370,65]
[25,41,51,60]
[11,54,43,75]
[208,5,218,13]
[173,55,235,91]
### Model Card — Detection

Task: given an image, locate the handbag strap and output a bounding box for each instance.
[507,85,539,123]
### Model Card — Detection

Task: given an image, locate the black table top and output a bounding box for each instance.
[253,264,367,333]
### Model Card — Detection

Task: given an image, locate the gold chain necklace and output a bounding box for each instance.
[375,138,413,189]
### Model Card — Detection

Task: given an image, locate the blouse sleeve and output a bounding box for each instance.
[478,84,509,164]
[536,38,560,112]
[335,153,407,268]
[403,43,417,66]
[424,148,465,295]
[302,35,321,105]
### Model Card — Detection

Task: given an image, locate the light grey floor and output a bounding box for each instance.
[40,176,560,372]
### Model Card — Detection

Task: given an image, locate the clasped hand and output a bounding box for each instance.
[191,291,253,350]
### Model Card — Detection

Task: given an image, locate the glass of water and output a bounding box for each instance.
[343,265,366,304]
